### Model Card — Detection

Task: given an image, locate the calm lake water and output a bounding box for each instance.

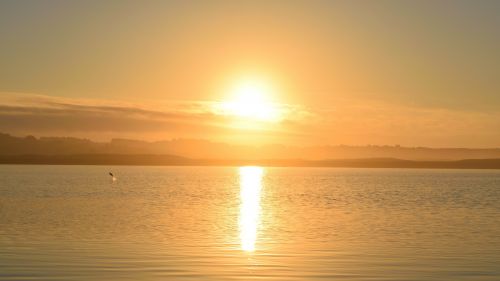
[0,165,499,280]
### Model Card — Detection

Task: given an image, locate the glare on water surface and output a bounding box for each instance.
[238,166,264,252]
[1,166,500,281]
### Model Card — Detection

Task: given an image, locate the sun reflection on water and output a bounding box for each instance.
[238,166,264,252]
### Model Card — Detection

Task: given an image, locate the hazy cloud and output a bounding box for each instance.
[0,93,306,143]
[1,93,500,147]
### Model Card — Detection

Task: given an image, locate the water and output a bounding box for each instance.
[1,165,499,280]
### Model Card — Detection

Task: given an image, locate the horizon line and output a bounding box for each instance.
[2,132,500,150]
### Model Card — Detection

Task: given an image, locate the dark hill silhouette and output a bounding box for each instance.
[1,154,500,169]
[1,132,500,168]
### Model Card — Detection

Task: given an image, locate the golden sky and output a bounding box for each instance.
[0,1,499,147]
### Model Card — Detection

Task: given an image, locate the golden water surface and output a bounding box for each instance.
[1,165,499,280]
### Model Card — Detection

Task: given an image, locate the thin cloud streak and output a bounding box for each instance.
[0,93,308,143]
[1,92,500,147]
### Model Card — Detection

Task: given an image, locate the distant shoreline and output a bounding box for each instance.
[1,154,500,169]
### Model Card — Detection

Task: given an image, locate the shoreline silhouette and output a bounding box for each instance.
[1,154,500,169]
[2,133,500,161]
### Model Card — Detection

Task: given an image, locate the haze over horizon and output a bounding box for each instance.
[1,1,499,147]
[3,132,500,163]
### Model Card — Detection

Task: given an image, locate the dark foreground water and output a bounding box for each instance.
[0,165,499,280]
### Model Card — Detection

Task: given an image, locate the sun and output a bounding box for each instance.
[217,79,282,122]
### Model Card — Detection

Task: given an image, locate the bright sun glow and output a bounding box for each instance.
[218,79,282,122]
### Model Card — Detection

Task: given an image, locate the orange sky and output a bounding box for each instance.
[0,1,499,147]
